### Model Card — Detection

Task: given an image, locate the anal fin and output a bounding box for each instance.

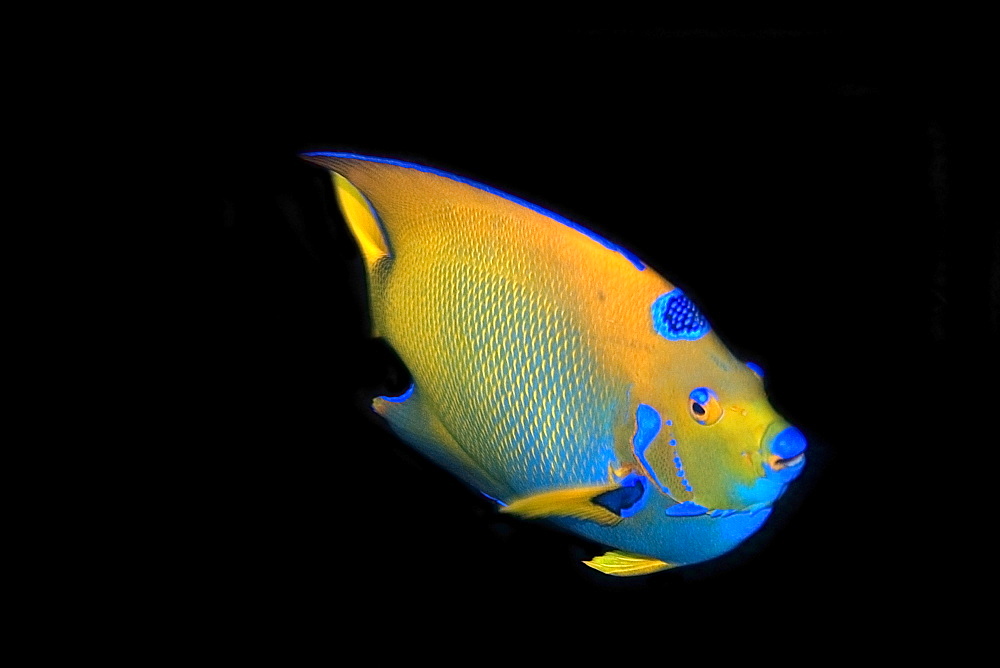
[583,550,676,577]
[500,485,623,526]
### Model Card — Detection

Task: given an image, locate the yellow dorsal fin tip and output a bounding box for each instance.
[331,172,391,269]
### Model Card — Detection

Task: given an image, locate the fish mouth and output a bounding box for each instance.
[764,424,808,473]
[768,452,805,471]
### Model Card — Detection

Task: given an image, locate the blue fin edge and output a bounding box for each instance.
[302,151,646,271]
[480,490,508,507]
[378,382,415,403]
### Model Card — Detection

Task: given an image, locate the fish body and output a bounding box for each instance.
[302,152,807,574]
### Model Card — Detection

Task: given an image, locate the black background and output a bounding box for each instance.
[174,24,988,647]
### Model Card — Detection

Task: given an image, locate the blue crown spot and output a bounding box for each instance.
[651,289,710,341]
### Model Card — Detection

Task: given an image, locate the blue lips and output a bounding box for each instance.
[771,426,807,460]
[764,425,807,485]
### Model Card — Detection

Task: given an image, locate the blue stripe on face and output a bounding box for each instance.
[302,152,646,271]
[633,404,671,496]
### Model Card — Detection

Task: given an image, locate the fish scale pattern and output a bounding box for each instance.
[397,219,619,495]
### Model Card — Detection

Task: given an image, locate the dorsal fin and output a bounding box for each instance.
[301,151,645,271]
[330,171,391,272]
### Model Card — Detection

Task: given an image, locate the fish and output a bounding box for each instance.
[301,151,808,576]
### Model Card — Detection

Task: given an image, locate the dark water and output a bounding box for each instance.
[163,24,983,650]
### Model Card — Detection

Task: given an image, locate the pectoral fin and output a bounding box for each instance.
[583,550,676,577]
[500,484,623,526]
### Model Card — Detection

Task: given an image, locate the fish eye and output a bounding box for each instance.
[689,387,722,425]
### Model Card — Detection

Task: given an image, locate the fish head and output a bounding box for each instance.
[634,289,807,516]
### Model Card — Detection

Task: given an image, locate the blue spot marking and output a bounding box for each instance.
[593,474,648,518]
[660,414,693,493]
[665,501,710,517]
[632,404,670,495]
[379,382,415,403]
[667,436,694,493]
[651,289,710,341]
[480,490,507,507]
[302,152,646,271]
[746,361,765,378]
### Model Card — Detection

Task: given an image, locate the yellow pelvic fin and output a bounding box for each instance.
[583,550,676,577]
[500,484,623,526]
[331,172,391,271]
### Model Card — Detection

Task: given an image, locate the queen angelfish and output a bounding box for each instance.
[302,152,808,576]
